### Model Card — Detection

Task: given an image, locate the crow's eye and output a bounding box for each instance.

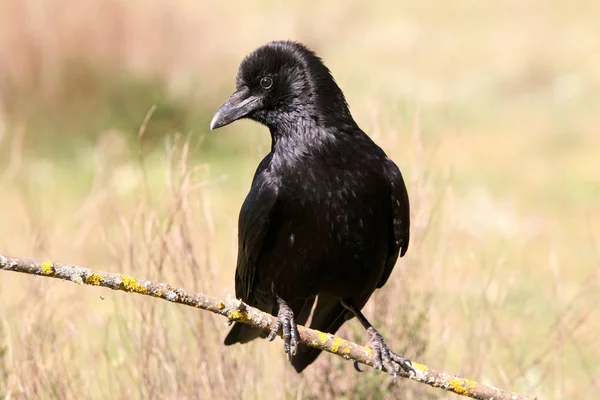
[260,76,273,89]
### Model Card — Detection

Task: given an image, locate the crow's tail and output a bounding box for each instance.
[291,295,348,372]
[224,322,267,345]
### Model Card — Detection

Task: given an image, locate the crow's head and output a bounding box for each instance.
[210,41,351,131]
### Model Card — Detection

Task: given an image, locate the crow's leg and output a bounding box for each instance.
[268,296,299,359]
[342,300,415,379]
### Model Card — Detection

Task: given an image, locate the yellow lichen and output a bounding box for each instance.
[448,378,477,396]
[331,337,343,353]
[229,310,249,322]
[120,275,147,293]
[41,261,53,275]
[411,362,427,372]
[153,291,162,298]
[84,273,103,285]
[342,347,351,355]
[218,301,225,310]
[317,331,328,344]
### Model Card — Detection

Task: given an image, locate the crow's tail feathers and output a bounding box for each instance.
[291,295,348,373]
[224,322,266,345]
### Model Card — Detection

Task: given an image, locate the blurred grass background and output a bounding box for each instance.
[1,0,599,398]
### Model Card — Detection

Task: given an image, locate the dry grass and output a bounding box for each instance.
[1,0,600,399]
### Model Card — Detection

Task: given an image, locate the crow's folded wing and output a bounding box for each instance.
[377,159,410,289]
[235,157,279,303]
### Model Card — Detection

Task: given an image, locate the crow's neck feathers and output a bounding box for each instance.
[269,116,335,167]
[238,41,365,168]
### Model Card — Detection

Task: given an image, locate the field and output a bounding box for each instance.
[1,0,599,398]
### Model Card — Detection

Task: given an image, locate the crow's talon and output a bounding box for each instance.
[390,351,416,375]
[353,361,364,372]
[268,320,281,341]
[367,327,413,378]
[269,299,299,358]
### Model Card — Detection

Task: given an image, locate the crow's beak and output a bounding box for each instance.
[210,87,261,130]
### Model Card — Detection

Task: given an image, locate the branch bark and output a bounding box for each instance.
[0,254,536,400]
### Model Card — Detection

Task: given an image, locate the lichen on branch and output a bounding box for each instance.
[0,253,536,400]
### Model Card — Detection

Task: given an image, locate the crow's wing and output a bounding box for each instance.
[377,159,410,289]
[235,155,279,303]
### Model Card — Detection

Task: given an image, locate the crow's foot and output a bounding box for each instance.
[367,327,415,380]
[267,299,299,359]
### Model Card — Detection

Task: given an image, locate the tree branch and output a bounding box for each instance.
[0,254,536,400]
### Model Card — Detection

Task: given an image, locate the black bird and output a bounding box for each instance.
[210,41,413,377]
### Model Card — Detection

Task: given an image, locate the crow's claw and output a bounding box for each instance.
[353,360,363,372]
[367,327,415,379]
[268,299,299,359]
[390,350,415,376]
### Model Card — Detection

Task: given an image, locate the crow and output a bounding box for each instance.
[210,41,413,377]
